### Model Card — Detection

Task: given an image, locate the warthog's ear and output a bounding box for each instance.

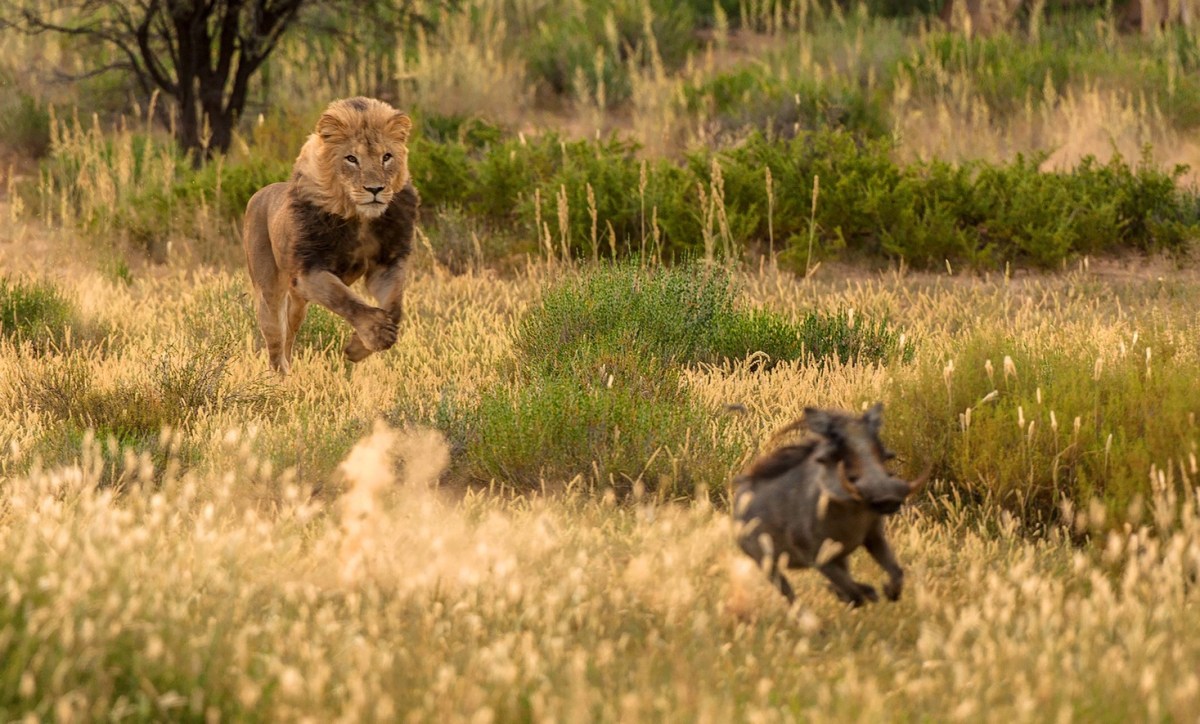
[862,402,884,437]
[317,111,349,142]
[387,112,413,145]
[803,407,837,438]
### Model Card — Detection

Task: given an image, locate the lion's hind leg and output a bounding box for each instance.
[283,292,309,366]
[253,285,291,375]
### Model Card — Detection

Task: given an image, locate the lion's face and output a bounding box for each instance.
[328,136,409,219]
[294,97,414,220]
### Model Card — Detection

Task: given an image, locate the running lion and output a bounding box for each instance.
[242,96,419,374]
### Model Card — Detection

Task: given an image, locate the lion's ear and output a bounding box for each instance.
[316,112,348,142]
[387,112,413,145]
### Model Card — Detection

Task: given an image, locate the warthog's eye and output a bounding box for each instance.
[345,155,359,165]
[382,152,393,163]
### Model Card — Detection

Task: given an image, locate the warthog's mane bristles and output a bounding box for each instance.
[738,438,824,483]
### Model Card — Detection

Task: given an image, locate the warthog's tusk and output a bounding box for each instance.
[907,463,934,495]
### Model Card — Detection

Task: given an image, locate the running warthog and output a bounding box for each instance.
[733,403,929,606]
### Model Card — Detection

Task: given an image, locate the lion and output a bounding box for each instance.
[242,96,419,374]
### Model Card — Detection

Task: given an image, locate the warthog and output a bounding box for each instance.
[733,403,929,606]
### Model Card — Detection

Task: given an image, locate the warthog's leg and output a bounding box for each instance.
[864,519,904,601]
[344,263,406,362]
[769,562,796,604]
[737,522,797,604]
[818,557,878,607]
[292,270,397,360]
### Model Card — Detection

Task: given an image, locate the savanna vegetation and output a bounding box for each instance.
[2,0,1200,720]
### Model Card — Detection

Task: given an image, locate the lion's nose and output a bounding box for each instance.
[364,186,385,196]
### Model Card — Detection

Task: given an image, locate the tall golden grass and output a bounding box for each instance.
[3,234,1200,716]
[4,2,1200,717]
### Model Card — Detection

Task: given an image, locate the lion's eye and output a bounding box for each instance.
[382,152,393,163]
[345,155,359,165]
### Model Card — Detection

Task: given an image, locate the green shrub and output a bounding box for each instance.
[514,262,731,375]
[715,307,915,367]
[455,263,911,495]
[0,91,51,158]
[517,262,912,373]
[522,0,700,107]
[900,23,1200,129]
[704,132,1199,270]
[683,68,889,140]
[884,331,1200,523]
[0,277,75,350]
[47,109,1200,272]
[464,354,731,498]
[117,154,290,245]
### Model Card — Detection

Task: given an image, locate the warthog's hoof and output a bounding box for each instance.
[831,583,879,607]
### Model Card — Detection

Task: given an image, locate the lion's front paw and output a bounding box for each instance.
[344,335,371,362]
[356,308,398,352]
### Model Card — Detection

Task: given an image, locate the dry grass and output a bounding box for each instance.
[3,221,1200,717]
[6,2,1200,717]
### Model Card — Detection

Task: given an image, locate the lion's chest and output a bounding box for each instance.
[290,191,416,283]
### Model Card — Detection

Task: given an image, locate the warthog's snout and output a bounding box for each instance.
[851,471,930,516]
[868,495,905,515]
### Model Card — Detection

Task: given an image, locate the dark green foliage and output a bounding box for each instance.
[403,128,1200,271]
[453,263,910,495]
[683,68,890,140]
[0,90,51,158]
[711,132,1198,270]
[715,308,915,367]
[116,154,291,246]
[0,277,74,348]
[884,331,1200,524]
[515,262,910,371]
[467,355,727,498]
[521,0,700,107]
[514,263,735,375]
[66,91,1200,273]
[901,25,1200,130]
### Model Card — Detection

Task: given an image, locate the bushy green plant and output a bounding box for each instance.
[517,262,912,372]
[715,308,915,367]
[292,305,350,353]
[705,132,1198,270]
[884,331,1200,523]
[117,153,290,243]
[683,68,889,140]
[901,23,1200,129]
[456,263,911,495]
[465,354,729,497]
[0,91,51,158]
[0,277,74,348]
[521,0,700,107]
